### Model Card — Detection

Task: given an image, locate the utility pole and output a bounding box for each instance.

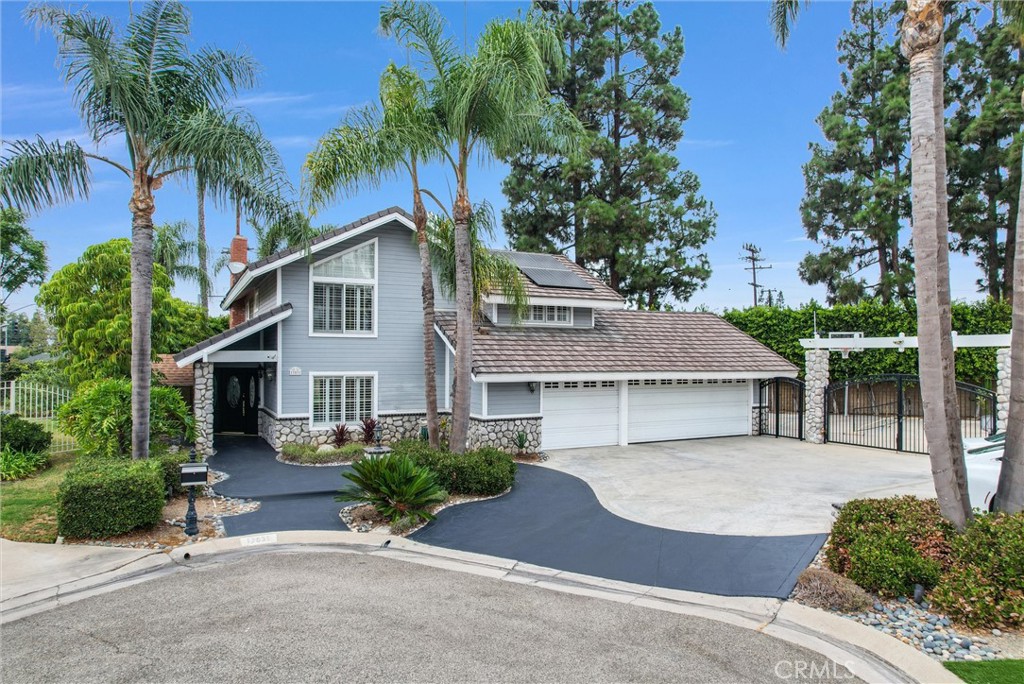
[740,243,772,307]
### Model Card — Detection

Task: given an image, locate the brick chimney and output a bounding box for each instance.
[228,234,248,329]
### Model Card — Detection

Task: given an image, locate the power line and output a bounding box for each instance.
[740,243,772,307]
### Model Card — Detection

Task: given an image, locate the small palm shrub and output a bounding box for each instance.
[336,453,446,523]
[359,417,380,445]
[58,379,194,458]
[0,414,52,454]
[0,446,49,481]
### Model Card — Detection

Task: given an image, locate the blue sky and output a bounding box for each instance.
[1,0,982,317]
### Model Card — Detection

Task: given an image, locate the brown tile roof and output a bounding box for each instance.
[435,310,797,376]
[492,251,625,303]
[154,354,194,386]
[173,303,292,364]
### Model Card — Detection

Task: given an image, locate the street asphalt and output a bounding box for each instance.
[0,551,860,684]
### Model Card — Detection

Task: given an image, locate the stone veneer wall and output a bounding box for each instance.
[804,349,830,444]
[996,347,1010,432]
[750,404,762,436]
[194,362,214,459]
[468,416,541,452]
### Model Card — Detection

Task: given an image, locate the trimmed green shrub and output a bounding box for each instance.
[392,441,517,496]
[0,413,53,454]
[155,449,191,497]
[57,459,165,538]
[0,446,49,481]
[932,513,1024,629]
[845,526,942,596]
[827,496,954,576]
[58,379,194,459]
[337,453,446,523]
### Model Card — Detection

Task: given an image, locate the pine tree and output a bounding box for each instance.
[800,0,913,305]
[946,5,1023,302]
[502,0,715,309]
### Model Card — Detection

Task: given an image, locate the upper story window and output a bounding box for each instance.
[528,305,571,325]
[311,241,375,335]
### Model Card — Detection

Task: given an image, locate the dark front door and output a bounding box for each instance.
[214,368,259,434]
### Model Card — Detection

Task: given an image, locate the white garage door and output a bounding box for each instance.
[542,381,619,450]
[627,380,750,443]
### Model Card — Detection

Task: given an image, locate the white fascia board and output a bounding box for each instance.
[176,308,293,367]
[207,350,279,363]
[482,293,625,310]
[799,333,1011,350]
[433,324,457,355]
[472,369,798,383]
[221,212,414,309]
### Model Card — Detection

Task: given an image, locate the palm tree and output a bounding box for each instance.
[251,210,326,260]
[306,63,448,447]
[771,0,971,528]
[154,220,209,294]
[428,202,530,325]
[992,1,1024,514]
[0,1,283,460]
[380,1,583,452]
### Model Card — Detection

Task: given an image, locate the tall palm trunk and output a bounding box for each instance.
[412,161,440,449]
[196,174,209,309]
[993,98,1024,513]
[449,181,474,454]
[129,182,155,460]
[902,0,971,530]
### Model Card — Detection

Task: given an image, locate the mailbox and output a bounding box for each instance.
[180,462,209,487]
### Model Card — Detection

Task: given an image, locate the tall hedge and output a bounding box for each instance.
[722,300,1010,385]
[57,459,165,538]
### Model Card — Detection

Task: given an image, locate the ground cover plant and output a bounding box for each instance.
[827,496,1024,629]
[943,660,1024,684]
[337,453,446,524]
[0,447,49,481]
[280,442,364,464]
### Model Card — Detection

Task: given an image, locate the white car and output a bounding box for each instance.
[963,434,1005,512]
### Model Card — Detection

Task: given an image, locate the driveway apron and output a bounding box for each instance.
[209,436,353,536]
[412,465,826,599]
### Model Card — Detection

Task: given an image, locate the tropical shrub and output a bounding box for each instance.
[58,379,194,459]
[336,453,446,523]
[931,513,1024,629]
[57,459,164,538]
[360,417,380,445]
[0,446,49,481]
[392,440,516,496]
[826,496,954,576]
[332,423,351,448]
[0,413,52,454]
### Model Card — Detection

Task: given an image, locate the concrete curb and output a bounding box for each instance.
[2,532,959,684]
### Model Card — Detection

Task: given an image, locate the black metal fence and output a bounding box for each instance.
[759,377,805,440]
[824,374,996,453]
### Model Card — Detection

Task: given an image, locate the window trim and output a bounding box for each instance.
[522,304,573,327]
[308,371,378,430]
[308,238,378,338]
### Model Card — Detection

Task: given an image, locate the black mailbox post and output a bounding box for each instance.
[179,449,208,537]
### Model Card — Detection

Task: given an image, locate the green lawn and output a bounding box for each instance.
[944,660,1024,684]
[0,450,78,543]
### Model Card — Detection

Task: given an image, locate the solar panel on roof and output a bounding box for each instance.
[520,266,594,290]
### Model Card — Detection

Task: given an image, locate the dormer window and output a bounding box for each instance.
[529,305,571,325]
[310,240,376,336]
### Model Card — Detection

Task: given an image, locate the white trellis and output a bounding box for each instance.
[0,380,76,453]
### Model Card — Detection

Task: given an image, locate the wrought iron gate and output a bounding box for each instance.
[824,374,996,453]
[759,377,805,440]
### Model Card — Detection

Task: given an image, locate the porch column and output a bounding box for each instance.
[804,349,830,444]
[996,347,1011,432]
[194,361,214,459]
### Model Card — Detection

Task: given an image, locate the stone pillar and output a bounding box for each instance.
[996,347,1011,432]
[194,361,215,459]
[804,349,830,444]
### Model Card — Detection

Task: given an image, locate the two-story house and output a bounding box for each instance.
[174,207,797,458]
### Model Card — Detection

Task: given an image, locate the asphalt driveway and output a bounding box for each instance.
[542,437,936,535]
[209,436,353,535]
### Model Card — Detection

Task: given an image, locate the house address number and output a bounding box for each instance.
[289,367,302,376]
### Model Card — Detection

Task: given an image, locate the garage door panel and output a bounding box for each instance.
[542,386,618,450]
[628,384,749,443]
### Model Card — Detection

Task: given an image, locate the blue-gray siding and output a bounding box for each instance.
[487,382,541,416]
[277,221,432,415]
[254,274,278,314]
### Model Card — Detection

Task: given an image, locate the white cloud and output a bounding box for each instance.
[231,91,314,107]
[678,138,735,149]
[785,235,813,243]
